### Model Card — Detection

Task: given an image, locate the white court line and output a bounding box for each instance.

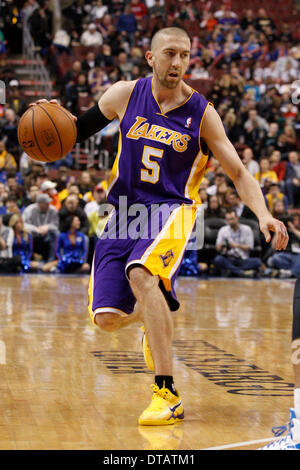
[202,437,276,450]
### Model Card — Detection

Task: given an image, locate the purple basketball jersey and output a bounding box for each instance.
[107,77,210,207]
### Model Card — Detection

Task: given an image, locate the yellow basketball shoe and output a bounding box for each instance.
[141,326,155,371]
[139,384,184,426]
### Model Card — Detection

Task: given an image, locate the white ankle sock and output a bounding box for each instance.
[294,389,300,420]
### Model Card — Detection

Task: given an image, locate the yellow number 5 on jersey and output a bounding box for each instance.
[141,146,164,184]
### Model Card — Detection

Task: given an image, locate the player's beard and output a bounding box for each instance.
[160,76,181,89]
[156,68,182,89]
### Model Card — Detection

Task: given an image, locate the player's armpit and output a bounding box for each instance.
[98,80,137,122]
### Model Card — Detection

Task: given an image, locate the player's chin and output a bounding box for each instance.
[164,76,181,89]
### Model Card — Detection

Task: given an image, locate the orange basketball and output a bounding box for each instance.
[17,102,77,162]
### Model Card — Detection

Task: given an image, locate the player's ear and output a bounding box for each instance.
[145,50,154,67]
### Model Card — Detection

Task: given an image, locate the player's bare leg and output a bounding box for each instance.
[128,266,173,376]
[128,266,183,425]
[95,304,144,332]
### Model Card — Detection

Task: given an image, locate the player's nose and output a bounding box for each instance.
[171,53,181,67]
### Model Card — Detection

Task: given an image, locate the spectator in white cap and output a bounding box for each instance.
[80,23,103,46]
[7,80,26,117]
[41,180,61,211]
[23,193,59,262]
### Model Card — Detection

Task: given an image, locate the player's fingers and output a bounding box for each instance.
[49,99,59,105]
[274,223,289,250]
[28,99,49,107]
[261,226,271,243]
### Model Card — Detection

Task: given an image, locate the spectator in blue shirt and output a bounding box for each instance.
[116,5,137,44]
[42,215,90,273]
[9,213,40,272]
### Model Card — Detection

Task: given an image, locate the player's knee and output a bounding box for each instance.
[128,266,158,295]
[95,312,121,332]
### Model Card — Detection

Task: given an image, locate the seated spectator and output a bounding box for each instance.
[178,0,200,21]
[179,249,208,277]
[82,51,99,72]
[117,51,134,80]
[241,33,261,61]
[278,125,297,157]
[89,68,111,100]
[265,182,289,214]
[206,171,228,197]
[90,0,108,21]
[95,43,114,70]
[0,182,8,213]
[269,150,286,185]
[149,0,165,20]
[254,8,275,33]
[214,2,237,19]
[218,10,239,30]
[53,166,71,194]
[22,184,40,208]
[267,213,300,278]
[0,108,19,157]
[7,80,27,117]
[40,180,61,211]
[263,122,279,152]
[9,213,40,272]
[23,193,59,262]
[240,9,255,30]
[42,215,90,274]
[241,147,259,177]
[80,23,103,47]
[79,171,95,198]
[84,183,107,217]
[285,151,300,207]
[190,59,209,79]
[254,157,278,192]
[244,79,260,103]
[244,109,268,152]
[52,28,71,55]
[61,183,86,209]
[205,194,226,219]
[200,11,218,31]
[0,140,17,171]
[0,214,13,258]
[199,188,208,208]
[214,209,262,278]
[0,214,22,273]
[130,0,148,21]
[117,5,138,43]
[59,194,89,236]
[272,198,288,219]
[6,194,21,215]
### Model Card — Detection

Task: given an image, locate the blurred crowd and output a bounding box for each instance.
[0,0,299,278]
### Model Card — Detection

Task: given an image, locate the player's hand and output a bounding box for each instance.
[29,99,59,107]
[28,99,77,121]
[259,214,289,251]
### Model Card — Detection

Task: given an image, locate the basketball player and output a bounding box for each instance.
[32,27,288,426]
[260,279,300,449]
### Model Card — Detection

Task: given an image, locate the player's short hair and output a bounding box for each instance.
[150,27,191,51]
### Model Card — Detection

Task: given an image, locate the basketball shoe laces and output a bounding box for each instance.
[267,420,293,447]
[150,384,176,411]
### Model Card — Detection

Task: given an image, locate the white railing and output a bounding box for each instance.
[22,17,52,99]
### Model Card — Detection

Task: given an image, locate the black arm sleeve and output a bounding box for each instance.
[76,104,112,143]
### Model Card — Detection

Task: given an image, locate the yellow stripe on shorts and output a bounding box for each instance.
[140,204,198,290]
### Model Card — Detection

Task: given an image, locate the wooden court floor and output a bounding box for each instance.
[0,274,295,450]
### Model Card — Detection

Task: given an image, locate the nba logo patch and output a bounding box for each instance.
[185,117,192,129]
